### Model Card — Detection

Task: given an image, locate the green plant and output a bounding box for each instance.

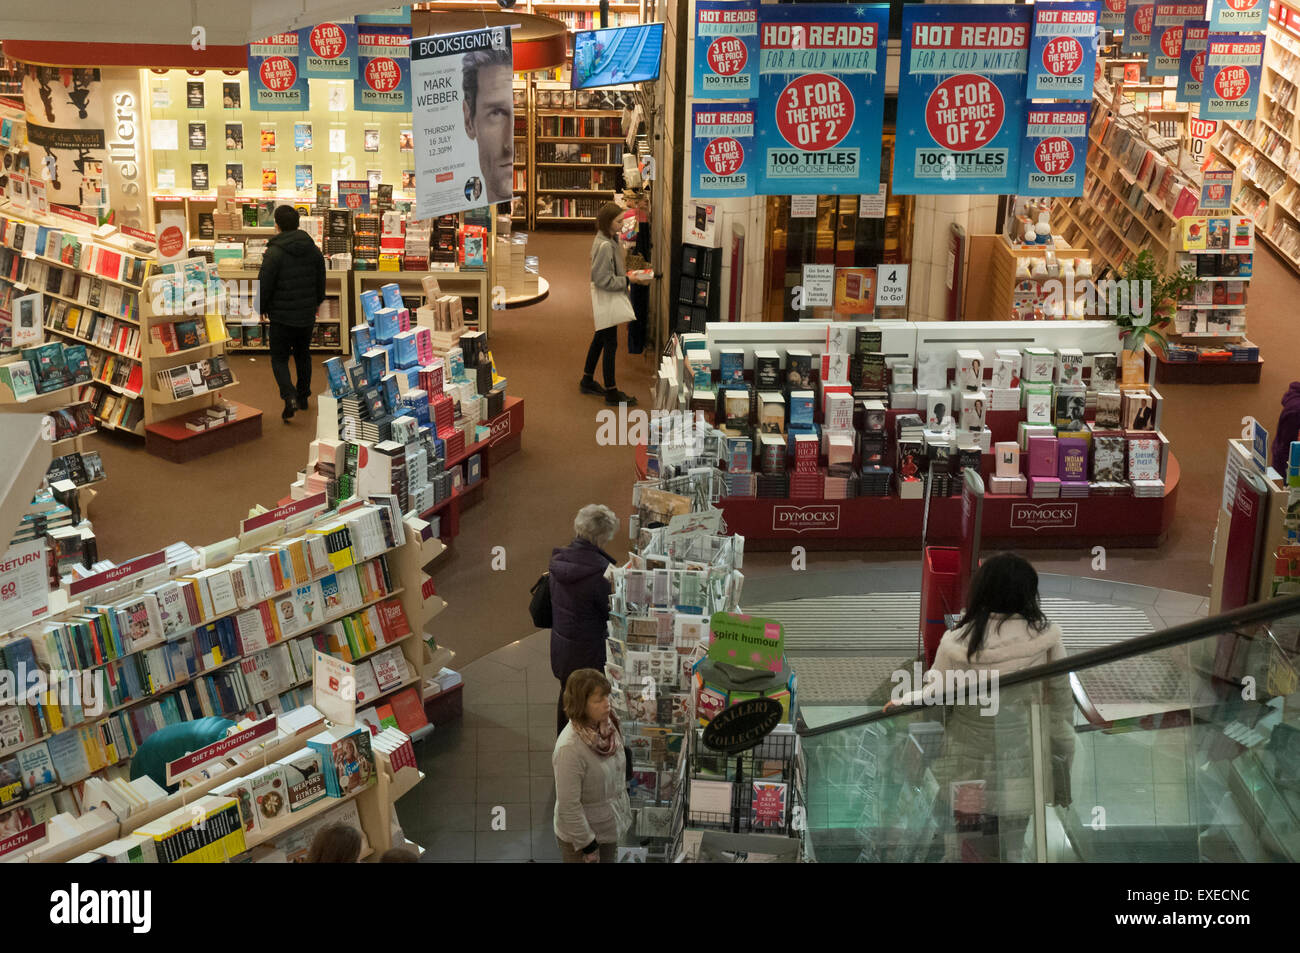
[1109,249,1197,354]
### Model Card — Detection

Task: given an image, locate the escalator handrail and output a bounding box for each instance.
[795,591,1300,737]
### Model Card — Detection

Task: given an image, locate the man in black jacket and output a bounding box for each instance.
[257,204,326,420]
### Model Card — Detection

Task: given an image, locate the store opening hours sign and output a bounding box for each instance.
[1017,105,1089,197]
[1200,33,1263,119]
[692,102,756,197]
[248,33,309,110]
[1177,21,1210,102]
[1026,2,1099,99]
[694,0,759,98]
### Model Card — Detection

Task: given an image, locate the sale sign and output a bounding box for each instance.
[692,102,756,196]
[1201,168,1234,209]
[248,33,310,110]
[356,25,411,111]
[1122,2,1156,55]
[1026,2,1099,99]
[1017,104,1089,196]
[1176,20,1210,101]
[1101,0,1128,28]
[894,5,1032,195]
[301,20,359,78]
[694,0,759,98]
[1210,0,1266,31]
[1199,32,1264,119]
[755,3,890,195]
[1149,2,1205,77]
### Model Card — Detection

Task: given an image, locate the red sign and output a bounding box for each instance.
[707,36,748,76]
[0,822,47,858]
[69,550,167,597]
[1010,503,1079,530]
[1034,137,1075,175]
[119,225,156,244]
[240,492,328,534]
[51,205,97,225]
[1191,50,1206,83]
[1213,64,1250,100]
[772,505,841,533]
[309,23,347,58]
[165,716,278,783]
[1160,25,1184,57]
[1190,116,1218,138]
[925,74,1004,152]
[704,137,745,176]
[489,413,512,445]
[1135,4,1154,32]
[365,57,400,92]
[1106,0,1125,10]
[1042,35,1083,76]
[259,55,298,92]
[157,224,185,258]
[776,73,854,151]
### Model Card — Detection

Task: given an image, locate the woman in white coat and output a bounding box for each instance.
[580,202,651,407]
[553,668,633,862]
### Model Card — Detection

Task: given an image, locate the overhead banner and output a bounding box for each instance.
[356,5,412,24]
[302,20,360,78]
[1209,0,1266,31]
[692,101,756,196]
[248,33,310,110]
[1199,32,1264,119]
[694,0,759,99]
[1149,2,1205,77]
[895,5,1032,195]
[1101,0,1128,28]
[756,3,890,195]
[1176,20,1210,101]
[1201,167,1234,208]
[356,25,412,111]
[1122,2,1155,55]
[1017,104,1089,196]
[410,27,515,218]
[1026,1,1100,100]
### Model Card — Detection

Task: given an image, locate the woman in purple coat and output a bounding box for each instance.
[549,504,620,734]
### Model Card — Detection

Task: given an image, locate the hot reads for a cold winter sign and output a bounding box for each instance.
[1101,0,1128,28]
[355,24,411,112]
[692,102,756,196]
[1177,20,1210,102]
[694,0,759,98]
[894,5,1031,196]
[248,33,310,110]
[1199,33,1264,119]
[1017,105,1089,197]
[756,3,889,195]
[1122,1,1155,55]
[1026,2,1099,100]
[1209,0,1266,32]
[1149,2,1206,77]
[302,20,360,78]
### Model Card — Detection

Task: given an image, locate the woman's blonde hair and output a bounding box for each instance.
[563,668,611,722]
[595,201,625,237]
[574,503,618,545]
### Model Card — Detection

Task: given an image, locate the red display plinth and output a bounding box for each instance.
[145,400,262,462]
[486,395,524,464]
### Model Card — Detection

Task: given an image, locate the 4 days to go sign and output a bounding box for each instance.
[876,265,909,308]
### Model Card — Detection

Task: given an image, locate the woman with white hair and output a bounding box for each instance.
[548,504,619,735]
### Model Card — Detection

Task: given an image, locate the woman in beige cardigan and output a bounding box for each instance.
[553,668,632,862]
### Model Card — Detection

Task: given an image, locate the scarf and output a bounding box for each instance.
[572,712,622,758]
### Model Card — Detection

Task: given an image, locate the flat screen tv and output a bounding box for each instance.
[571,23,664,89]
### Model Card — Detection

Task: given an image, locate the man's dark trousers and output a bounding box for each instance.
[268,321,314,401]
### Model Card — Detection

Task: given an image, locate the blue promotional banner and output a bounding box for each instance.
[1209,0,1266,31]
[1149,2,1205,77]
[756,4,890,195]
[694,0,759,99]
[692,102,756,196]
[301,20,360,79]
[356,6,411,24]
[1122,2,1155,55]
[1200,32,1264,119]
[1177,21,1210,101]
[1027,2,1099,100]
[355,24,412,112]
[1201,168,1234,209]
[1017,104,1089,196]
[248,33,310,111]
[895,5,1032,195]
[1101,0,1128,28]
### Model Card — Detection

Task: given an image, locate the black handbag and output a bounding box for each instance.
[529,572,553,629]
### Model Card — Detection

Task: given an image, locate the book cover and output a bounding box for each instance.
[294,122,313,150]
[187,81,204,108]
[750,779,787,830]
[260,127,277,152]
[188,122,207,149]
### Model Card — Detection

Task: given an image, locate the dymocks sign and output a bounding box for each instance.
[1010,502,1079,530]
[772,505,840,532]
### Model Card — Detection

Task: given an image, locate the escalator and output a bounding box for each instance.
[579,26,663,88]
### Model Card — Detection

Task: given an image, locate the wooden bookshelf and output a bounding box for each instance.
[353,267,492,336]
[212,266,349,355]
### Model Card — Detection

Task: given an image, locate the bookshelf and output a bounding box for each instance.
[211,266,350,355]
[530,81,633,227]
[353,267,492,337]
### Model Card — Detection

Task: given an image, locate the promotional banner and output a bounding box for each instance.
[410,27,515,217]
[1122,2,1155,55]
[1209,0,1267,31]
[1199,32,1264,119]
[302,20,360,78]
[694,0,759,99]
[356,5,412,24]
[895,5,1032,195]
[1149,2,1205,77]
[1101,0,1128,28]
[756,3,890,195]
[1177,20,1210,101]
[1017,104,1089,196]
[1202,167,1234,208]
[1026,2,1099,100]
[692,101,756,196]
[356,24,412,112]
[248,33,310,110]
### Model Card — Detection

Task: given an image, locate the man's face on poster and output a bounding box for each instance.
[464,63,513,203]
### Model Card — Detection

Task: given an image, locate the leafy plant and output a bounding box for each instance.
[1109,249,1197,355]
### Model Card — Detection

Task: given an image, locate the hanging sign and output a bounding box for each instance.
[692,101,756,196]
[1149,3,1205,77]
[755,3,890,195]
[1209,0,1266,32]
[248,33,310,110]
[1027,2,1099,100]
[355,24,412,112]
[694,0,759,99]
[1122,2,1155,55]
[1101,0,1128,28]
[1201,168,1234,209]
[1199,32,1264,119]
[701,697,784,753]
[302,21,360,78]
[894,5,1032,195]
[356,5,412,24]
[707,611,785,671]
[1176,20,1210,101]
[1017,104,1089,196]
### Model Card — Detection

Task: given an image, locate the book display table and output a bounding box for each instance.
[418,397,524,543]
[145,399,263,463]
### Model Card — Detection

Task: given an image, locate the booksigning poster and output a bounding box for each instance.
[1122,2,1155,55]
[756,3,890,195]
[1101,0,1127,28]
[1149,2,1205,77]
[410,27,515,218]
[894,5,1032,196]
[694,0,759,99]
[248,33,310,110]
[1026,1,1099,100]
[1209,0,1266,32]
[1017,105,1089,196]
[1202,168,1234,208]
[692,102,756,196]
[1199,32,1264,119]
[302,20,360,78]
[1177,20,1210,101]
[356,24,412,111]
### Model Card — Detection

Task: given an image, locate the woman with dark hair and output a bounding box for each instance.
[306,822,362,863]
[581,201,651,406]
[553,668,632,863]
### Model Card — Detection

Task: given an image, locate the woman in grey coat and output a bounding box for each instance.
[553,668,633,862]
[580,202,649,406]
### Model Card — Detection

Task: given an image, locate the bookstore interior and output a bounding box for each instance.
[0,0,1296,874]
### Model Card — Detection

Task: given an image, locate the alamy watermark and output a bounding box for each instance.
[1039,276,1155,325]
[149,278,259,318]
[890,662,1000,716]
[596,406,710,448]
[2,665,104,717]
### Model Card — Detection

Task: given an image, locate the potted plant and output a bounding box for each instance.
[1109,249,1197,355]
